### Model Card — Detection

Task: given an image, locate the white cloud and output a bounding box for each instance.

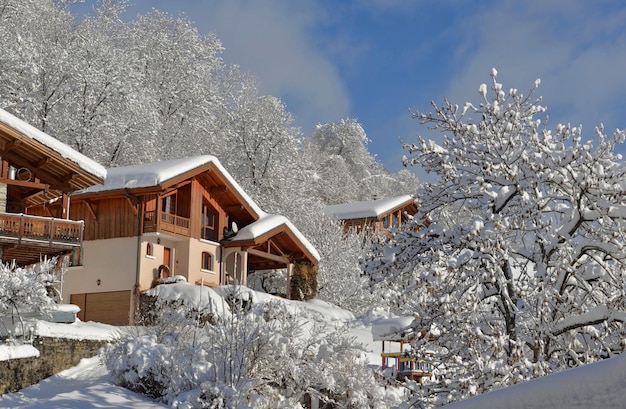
[176,0,351,134]
[444,0,626,133]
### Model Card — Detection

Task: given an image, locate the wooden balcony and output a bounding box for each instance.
[143,210,190,236]
[0,212,84,266]
[0,213,83,246]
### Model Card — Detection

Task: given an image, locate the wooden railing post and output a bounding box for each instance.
[49,218,55,247]
[18,213,24,244]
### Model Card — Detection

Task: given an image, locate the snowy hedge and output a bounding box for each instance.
[103,286,390,408]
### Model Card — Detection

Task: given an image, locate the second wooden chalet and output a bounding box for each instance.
[54,156,319,325]
[324,195,418,235]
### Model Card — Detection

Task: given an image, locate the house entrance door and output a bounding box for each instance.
[163,247,171,277]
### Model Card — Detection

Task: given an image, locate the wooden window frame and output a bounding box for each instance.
[201,251,213,272]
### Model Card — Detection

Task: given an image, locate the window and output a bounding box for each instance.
[162,193,176,214]
[201,251,213,271]
[146,242,154,257]
[201,202,218,241]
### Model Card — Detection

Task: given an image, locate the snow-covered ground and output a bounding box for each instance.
[0,285,387,408]
[0,356,168,408]
[1,285,624,408]
[442,352,626,409]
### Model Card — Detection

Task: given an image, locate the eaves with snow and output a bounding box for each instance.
[324,195,417,221]
[223,212,320,262]
[0,107,106,205]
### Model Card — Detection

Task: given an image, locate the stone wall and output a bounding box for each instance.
[0,336,109,395]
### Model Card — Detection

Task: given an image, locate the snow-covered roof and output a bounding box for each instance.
[324,195,416,221]
[371,316,416,341]
[75,155,263,216]
[0,107,107,180]
[228,213,320,262]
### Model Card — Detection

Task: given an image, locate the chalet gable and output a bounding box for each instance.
[74,156,262,226]
[0,108,106,207]
[72,156,319,268]
[223,213,320,265]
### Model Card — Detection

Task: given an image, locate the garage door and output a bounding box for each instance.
[70,291,131,325]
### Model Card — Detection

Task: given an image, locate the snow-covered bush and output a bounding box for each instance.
[0,258,57,340]
[103,286,387,408]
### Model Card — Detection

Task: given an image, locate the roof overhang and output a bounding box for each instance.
[223,214,319,267]
[0,108,106,206]
[324,195,417,222]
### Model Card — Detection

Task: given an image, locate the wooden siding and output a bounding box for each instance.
[70,197,139,241]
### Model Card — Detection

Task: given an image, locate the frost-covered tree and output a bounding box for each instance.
[307,212,383,316]
[303,118,418,204]
[366,69,626,405]
[216,73,304,213]
[0,0,75,131]
[57,0,160,166]
[123,9,225,162]
[0,258,57,339]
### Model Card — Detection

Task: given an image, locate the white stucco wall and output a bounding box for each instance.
[62,235,234,303]
[62,236,137,301]
[187,238,220,286]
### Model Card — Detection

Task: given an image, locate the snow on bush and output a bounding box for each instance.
[0,258,57,340]
[103,285,389,408]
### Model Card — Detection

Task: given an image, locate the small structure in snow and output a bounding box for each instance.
[371,316,433,383]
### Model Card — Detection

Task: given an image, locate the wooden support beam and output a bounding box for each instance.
[246,248,289,265]
[210,186,228,193]
[0,178,47,190]
[63,172,78,183]
[62,193,70,219]
[125,196,138,216]
[34,157,51,169]
[85,201,97,219]
[4,138,22,152]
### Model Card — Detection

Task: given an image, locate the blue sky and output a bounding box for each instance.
[74,0,626,178]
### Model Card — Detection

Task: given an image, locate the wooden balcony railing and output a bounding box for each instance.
[0,213,83,247]
[143,210,190,236]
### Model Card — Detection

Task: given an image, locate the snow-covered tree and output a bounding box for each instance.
[303,118,418,204]
[366,69,626,405]
[307,213,383,316]
[0,0,76,130]
[57,1,160,166]
[0,258,57,339]
[216,73,304,213]
[123,9,225,162]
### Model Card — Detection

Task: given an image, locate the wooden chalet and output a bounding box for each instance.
[54,156,319,325]
[372,316,433,384]
[0,108,106,267]
[324,195,418,235]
